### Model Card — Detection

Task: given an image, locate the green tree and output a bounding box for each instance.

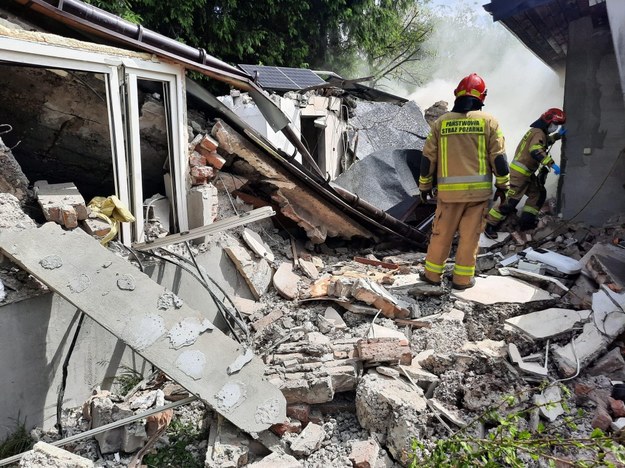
[85,0,432,86]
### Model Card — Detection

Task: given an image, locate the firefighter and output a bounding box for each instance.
[418,73,510,290]
[484,108,566,238]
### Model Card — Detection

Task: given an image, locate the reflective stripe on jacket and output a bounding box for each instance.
[510,128,549,177]
[421,110,507,202]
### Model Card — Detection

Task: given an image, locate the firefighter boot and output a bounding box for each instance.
[519,211,538,231]
[452,277,476,290]
[484,223,499,240]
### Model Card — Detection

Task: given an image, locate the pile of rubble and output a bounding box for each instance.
[10,194,625,467]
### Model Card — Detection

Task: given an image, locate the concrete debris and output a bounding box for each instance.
[19,442,95,468]
[452,275,553,304]
[289,422,325,457]
[273,262,301,300]
[34,180,88,229]
[349,438,380,468]
[427,398,466,427]
[243,227,275,262]
[505,308,592,339]
[224,242,273,300]
[0,192,37,232]
[534,386,564,422]
[0,137,30,204]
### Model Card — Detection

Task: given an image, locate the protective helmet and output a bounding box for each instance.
[541,108,566,125]
[454,73,487,103]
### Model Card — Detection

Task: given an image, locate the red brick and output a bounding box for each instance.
[610,398,625,418]
[199,135,219,152]
[190,166,214,186]
[61,205,78,229]
[286,403,310,423]
[189,151,207,167]
[349,439,379,468]
[269,418,302,437]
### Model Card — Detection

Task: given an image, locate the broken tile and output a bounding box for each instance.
[298,258,319,279]
[452,276,553,304]
[505,308,591,340]
[427,398,466,427]
[324,307,347,329]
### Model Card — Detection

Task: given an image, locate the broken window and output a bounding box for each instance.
[0,34,189,243]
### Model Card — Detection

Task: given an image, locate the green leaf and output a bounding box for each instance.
[590,428,604,439]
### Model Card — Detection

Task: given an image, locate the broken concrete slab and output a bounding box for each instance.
[427,398,466,427]
[0,223,286,433]
[242,227,275,262]
[19,441,94,468]
[499,267,569,296]
[224,242,273,300]
[553,322,612,377]
[273,262,301,300]
[452,276,553,304]
[580,243,625,292]
[592,290,625,336]
[588,348,625,380]
[504,308,592,340]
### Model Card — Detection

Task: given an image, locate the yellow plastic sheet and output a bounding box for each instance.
[87,195,136,245]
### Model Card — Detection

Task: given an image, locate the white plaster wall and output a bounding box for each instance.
[0,293,149,439]
[607,0,625,105]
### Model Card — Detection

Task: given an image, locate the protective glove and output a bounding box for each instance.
[548,127,567,144]
[558,127,568,136]
[493,188,506,205]
[551,163,561,175]
[419,189,432,204]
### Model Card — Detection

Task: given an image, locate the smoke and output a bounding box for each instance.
[404,0,564,197]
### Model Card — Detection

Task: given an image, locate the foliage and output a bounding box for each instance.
[113,365,143,396]
[83,0,433,86]
[0,415,34,459]
[411,384,625,468]
[143,418,206,468]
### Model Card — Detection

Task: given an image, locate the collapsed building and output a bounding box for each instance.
[1,0,625,467]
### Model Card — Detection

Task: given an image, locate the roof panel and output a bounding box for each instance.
[238,64,326,91]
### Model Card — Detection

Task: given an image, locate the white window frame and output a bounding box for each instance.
[0,35,189,244]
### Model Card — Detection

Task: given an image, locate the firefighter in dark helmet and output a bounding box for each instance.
[484,108,566,238]
[418,73,510,290]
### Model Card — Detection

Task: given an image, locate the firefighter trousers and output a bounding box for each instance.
[486,172,546,229]
[423,199,489,286]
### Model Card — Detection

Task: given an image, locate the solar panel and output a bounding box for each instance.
[239,64,326,91]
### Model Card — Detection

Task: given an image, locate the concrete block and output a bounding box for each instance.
[366,324,408,344]
[279,375,335,404]
[349,439,380,468]
[290,422,325,457]
[34,180,88,228]
[187,184,218,243]
[20,442,94,468]
[505,308,592,340]
[356,373,426,435]
[452,276,553,304]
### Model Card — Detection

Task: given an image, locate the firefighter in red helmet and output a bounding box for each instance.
[418,73,510,289]
[484,108,566,237]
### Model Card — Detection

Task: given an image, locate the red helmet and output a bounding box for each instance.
[541,108,566,125]
[454,73,487,103]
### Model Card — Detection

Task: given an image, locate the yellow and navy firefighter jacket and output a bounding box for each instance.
[508,127,553,179]
[419,110,509,202]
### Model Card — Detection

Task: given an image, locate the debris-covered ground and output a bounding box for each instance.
[4,174,625,467]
